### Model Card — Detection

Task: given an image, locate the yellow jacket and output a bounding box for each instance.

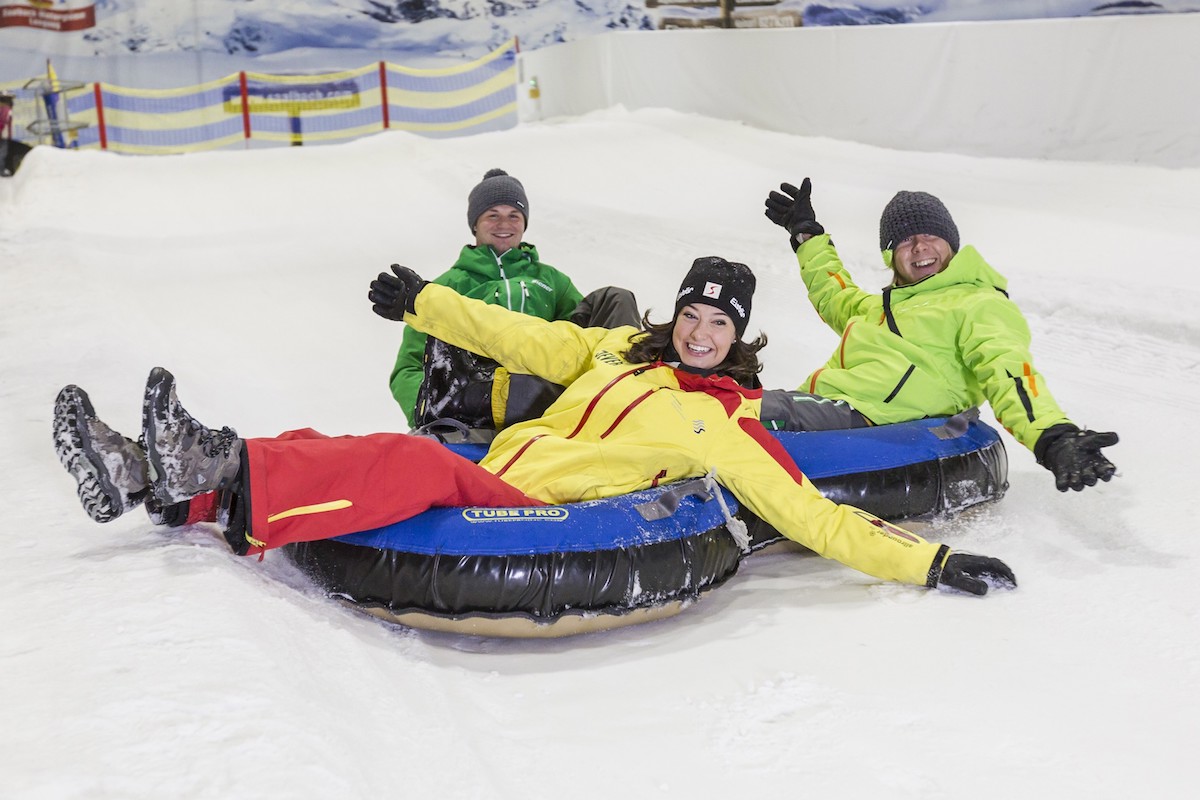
[407,283,945,586]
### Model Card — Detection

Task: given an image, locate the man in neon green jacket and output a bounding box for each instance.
[389,168,638,431]
[764,178,1118,493]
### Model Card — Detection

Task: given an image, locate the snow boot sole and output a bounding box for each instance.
[53,385,146,523]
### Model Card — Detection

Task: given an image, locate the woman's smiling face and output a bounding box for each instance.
[672,303,735,370]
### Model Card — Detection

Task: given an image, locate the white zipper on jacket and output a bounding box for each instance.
[495,252,516,311]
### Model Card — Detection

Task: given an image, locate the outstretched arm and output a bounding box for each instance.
[957,292,1119,490]
[713,415,1016,593]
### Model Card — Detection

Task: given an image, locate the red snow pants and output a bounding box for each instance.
[242,428,543,553]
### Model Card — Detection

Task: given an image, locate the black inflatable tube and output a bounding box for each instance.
[290,525,743,623]
[284,418,1009,633]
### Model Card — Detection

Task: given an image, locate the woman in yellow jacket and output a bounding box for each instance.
[53,258,1015,595]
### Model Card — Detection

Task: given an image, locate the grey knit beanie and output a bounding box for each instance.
[467,168,529,232]
[674,257,756,337]
[879,190,960,252]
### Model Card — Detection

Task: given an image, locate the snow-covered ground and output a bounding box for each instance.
[1,107,1196,798]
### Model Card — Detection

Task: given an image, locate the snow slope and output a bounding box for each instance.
[1,107,1197,798]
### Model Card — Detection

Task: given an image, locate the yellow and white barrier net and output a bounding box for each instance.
[7,40,518,155]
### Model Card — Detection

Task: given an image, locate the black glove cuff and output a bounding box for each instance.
[1034,423,1081,465]
[791,226,829,253]
[925,543,951,588]
[405,279,429,315]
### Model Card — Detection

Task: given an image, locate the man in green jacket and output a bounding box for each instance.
[390,168,638,432]
[763,178,1118,493]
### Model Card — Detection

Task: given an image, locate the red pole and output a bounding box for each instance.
[378,61,390,129]
[239,71,251,141]
[92,82,107,150]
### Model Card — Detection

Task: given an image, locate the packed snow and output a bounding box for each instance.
[1,106,1196,798]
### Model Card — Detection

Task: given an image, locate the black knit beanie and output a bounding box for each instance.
[879,190,960,252]
[674,257,756,337]
[467,168,529,232]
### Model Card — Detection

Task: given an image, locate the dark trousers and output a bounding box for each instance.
[759,389,872,431]
[568,286,641,329]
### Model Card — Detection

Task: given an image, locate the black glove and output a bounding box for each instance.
[1038,426,1119,492]
[930,548,1017,596]
[764,178,826,245]
[369,264,427,322]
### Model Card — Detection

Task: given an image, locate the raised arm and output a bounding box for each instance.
[764,178,876,331]
[370,265,627,387]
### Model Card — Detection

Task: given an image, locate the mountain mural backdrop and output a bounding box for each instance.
[2,0,1195,87]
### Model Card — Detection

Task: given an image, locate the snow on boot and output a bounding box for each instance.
[53,384,149,523]
[142,367,242,505]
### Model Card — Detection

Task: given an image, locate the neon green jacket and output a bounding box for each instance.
[796,234,1071,452]
[404,283,947,587]
[389,242,584,424]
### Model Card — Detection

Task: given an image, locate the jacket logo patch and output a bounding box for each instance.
[596,349,625,366]
[693,420,706,434]
[853,510,919,543]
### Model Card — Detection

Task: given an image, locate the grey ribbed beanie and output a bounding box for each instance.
[467,168,529,232]
[879,190,960,252]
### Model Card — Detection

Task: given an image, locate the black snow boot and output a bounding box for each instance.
[53,384,150,523]
[142,367,243,505]
[414,337,499,430]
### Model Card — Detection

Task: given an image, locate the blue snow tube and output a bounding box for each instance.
[284,414,1007,636]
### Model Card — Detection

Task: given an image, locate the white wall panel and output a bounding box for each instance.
[519,15,1200,166]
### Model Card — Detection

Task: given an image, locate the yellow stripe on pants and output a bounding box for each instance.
[267,499,353,524]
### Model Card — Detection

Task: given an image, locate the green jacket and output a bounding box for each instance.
[796,234,1071,452]
[389,242,584,424]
